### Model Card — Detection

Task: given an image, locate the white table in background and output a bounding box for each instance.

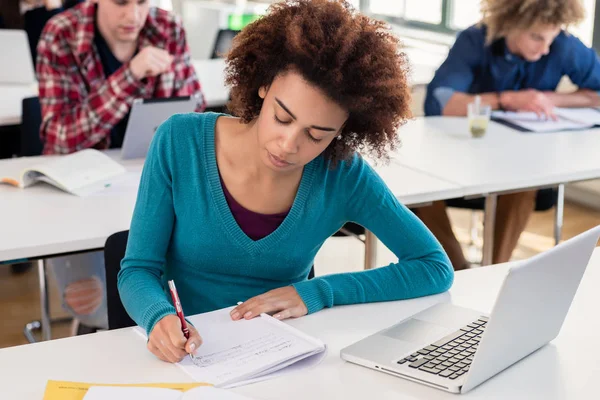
[2,247,598,399]
[391,117,600,264]
[0,84,38,126]
[0,153,460,265]
[0,152,143,262]
[0,150,143,341]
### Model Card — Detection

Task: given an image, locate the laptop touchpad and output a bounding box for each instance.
[383,318,450,344]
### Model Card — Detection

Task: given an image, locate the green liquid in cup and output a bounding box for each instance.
[469,118,488,138]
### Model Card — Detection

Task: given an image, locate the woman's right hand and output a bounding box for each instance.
[147,314,202,363]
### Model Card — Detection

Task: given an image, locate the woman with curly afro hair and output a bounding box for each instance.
[118,0,453,363]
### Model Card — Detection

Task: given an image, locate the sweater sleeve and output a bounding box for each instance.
[117,117,178,334]
[293,155,454,314]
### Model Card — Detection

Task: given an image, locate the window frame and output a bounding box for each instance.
[360,0,463,34]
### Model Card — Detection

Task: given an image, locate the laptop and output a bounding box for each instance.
[120,96,200,160]
[341,225,600,394]
[0,30,36,84]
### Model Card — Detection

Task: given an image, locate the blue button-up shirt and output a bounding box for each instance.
[424,25,600,115]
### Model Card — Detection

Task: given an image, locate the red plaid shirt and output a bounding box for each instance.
[36,2,205,154]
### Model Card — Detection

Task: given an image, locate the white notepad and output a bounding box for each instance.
[491,108,600,133]
[0,149,126,196]
[135,307,327,388]
[83,385,255,400]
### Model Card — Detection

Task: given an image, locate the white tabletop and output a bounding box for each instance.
[1,247,598,399]
[393,117,600,196]
[0,151,460,263]
[193,59,229,108]
[0,84,38,127]
[369,161,463,205]
[0,151,143,263]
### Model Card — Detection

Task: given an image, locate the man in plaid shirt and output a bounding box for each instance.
[35,0,205,331]
[37,0,205,155]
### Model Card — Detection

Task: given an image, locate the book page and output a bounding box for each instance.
[182,386,256,399]
[491,110,593,132]
[83,386,182,400]
[135,307,325,388]
[555,107,600,125]
[82,386,256,400]
[26,149,126,195]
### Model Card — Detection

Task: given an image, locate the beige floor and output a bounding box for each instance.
[2,201,600,349]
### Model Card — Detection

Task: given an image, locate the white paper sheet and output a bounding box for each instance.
[135,307,326,388]
[83,385,257,400]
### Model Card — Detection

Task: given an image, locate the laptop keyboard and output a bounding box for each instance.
[396,316,489,380]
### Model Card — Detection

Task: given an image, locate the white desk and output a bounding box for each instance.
[0,152,143,262]
[370,160,462,206]
[0,84,38,126]
[394,117,600,195]
[2,247,598,399]
[192,59,229,108]
[392,117,600,264]
[0,154,459,264]
[0,151,143,341]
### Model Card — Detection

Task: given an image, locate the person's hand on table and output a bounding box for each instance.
[500,89,558,120]
[231,286,308,321]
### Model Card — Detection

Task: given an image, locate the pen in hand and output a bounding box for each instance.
[168,279,197,363]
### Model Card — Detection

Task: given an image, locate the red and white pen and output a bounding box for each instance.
[168,279,196,362]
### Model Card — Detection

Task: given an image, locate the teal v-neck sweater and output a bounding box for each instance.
[118,113,453,334]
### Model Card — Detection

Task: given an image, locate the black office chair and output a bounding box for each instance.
[20,96,44,156]
[445,188,558,213]
[210,29,240,59]
[103,230,316,330]
[104,230,137,330]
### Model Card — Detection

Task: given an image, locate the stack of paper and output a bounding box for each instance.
[135,307,327,388]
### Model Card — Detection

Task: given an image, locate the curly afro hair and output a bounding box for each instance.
[224,0,411,163]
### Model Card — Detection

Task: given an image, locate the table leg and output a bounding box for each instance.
[554,184,565,246]
[364,230,377,270]
[482,194,498,266]
[38,259,52,341]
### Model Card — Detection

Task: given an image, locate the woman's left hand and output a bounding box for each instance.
[230,286,308,321]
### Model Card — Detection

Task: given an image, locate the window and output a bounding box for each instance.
[405,0,442,25]
[448,0,481,30]
[369,0,404,17]
[364,0,596,44]
[365,0,452,33]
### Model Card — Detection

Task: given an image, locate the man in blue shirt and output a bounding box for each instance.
[417,0,600,269]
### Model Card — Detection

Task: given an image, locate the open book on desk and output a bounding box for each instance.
[492,107,600,133]
[83,386,255,400]
[0,149,126,196]
[135,307,327,389]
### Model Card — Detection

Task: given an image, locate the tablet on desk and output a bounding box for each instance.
[121,96,199,160]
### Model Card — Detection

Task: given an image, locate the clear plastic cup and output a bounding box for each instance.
[468,102,491,138]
